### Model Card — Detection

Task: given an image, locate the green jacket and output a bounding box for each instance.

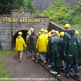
[48,35,61,67]
[76,36,81,64]
[65,34,78,64]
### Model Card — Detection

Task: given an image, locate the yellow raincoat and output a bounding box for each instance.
[36,34,48,53]
[16,36,27,51]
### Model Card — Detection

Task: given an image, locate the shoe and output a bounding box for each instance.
[44,60,46,63]
[50,71,57,75]
[78,66,81,69]
[32,58,35,60]
[74,75,79,80]
[45,62,48,64]
[41,62,45,65]
[18,59,22,62]
[48,65,52,68]
[57,74,61,77]
[35,60,38,63]
[66,74,70,79]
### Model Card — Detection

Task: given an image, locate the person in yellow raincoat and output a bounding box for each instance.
[55,30,60,37]
[16,32,27,62]
[44,29,49,39]
[36,29,48,63]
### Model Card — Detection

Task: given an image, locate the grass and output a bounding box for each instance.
[0,50,12,81]
[0,50,12,57]
[0,62,9,77]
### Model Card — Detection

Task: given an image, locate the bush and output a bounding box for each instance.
[38,0,81,25]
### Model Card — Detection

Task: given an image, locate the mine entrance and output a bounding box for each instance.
[12,30,28,48]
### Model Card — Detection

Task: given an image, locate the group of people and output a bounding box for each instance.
[15,24,81,79]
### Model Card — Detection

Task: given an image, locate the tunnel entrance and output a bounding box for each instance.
[12,30,28,48]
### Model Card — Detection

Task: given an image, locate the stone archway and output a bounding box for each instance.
[12,30,28,49]
[0,7,49,49]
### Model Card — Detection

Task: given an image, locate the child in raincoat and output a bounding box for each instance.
[16,32,27,62]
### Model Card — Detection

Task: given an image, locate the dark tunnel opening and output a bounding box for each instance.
[12,30,28,48]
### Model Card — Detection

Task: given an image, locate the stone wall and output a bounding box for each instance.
[0,22,11,49]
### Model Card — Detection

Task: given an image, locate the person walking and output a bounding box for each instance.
[75,31,81,66]
[47,30,61,76]
[59,32,65,69]
[16,31,27,62]
[28,29,37,60]
[64,30,79,79]
[36,28,48,63]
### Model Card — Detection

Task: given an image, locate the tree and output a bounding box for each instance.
[13,0,24,9]
[0,0,13,14]
[23,0,35,12]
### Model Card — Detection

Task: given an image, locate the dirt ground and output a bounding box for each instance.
[0,51,54,81]
[0,51,81,81]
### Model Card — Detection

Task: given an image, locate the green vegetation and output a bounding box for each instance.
[0,0,36,14]
[0,0,81,33]
[0,62,9,79]
[23,0,35,12]
[0,0,13,14]
[0,50,12,57]
[33,0,81,35]
[0,50,11,81]
[38,0,81,25]
[13,0,23,9]
[1,0,81,25]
